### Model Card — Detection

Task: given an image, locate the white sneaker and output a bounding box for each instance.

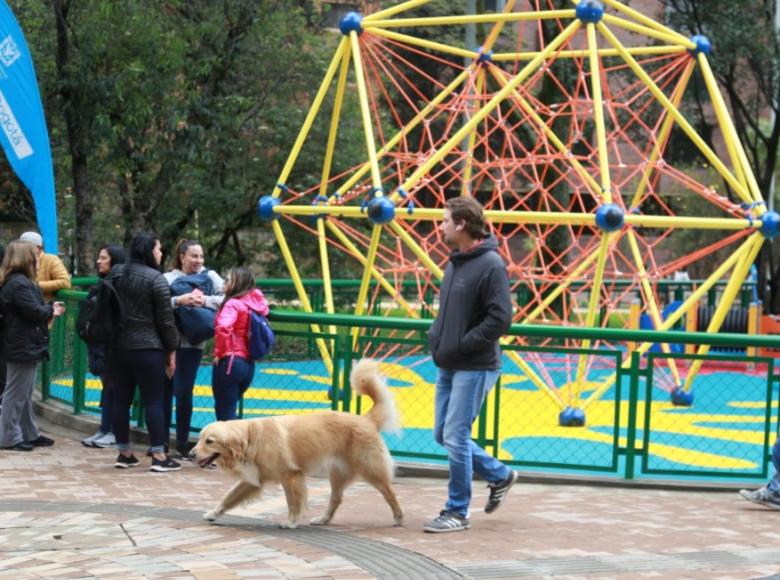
[93,432,116,448]
[81,431,106,448]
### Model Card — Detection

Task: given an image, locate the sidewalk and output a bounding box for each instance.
[1,412,779,579]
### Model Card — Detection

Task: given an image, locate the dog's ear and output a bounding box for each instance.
[219,424,248,469]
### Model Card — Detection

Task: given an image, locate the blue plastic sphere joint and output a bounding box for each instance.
[670,387,694,407]
[339,11,363,36]
[595,203,625,232]
[257,195,280,221]
[576,0,605,24]
[760,211,780,239]
[366,196,396,225]
[559,407,586,427]
[689,34,712,56]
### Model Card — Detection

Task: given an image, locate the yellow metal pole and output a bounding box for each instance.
[318,41,352,200]
[586,22,612,203]
[597,22,753,205]
[350,31,383,189]
[625,229,682,386]
[627,299,641,353]
[685,297,698,354]
[271,203,756,231]
[352,225,384,348]
[602,14,696,49]
[492,46,689,61]
[316,218,337,338]
[387,220,444,279]
[482,0,517,51]
[747,302,759,358]
[365,28,479,60]
[599,0,694,46]
[582,234,757,410]
[336,68,473,200]
[271,220,333,375]
[698,54,763,205]
[486,65,602,198]
[325,220,420,318]
[366,10,577,28]
[396,20,583,196]
[273,39,347,198]
[682,235,764,390]
[364,0,433,22]
[573,233,612,407]
[629,58,696,208]
[503,345,565,408]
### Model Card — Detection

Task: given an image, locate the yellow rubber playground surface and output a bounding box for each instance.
[49,355,778,481]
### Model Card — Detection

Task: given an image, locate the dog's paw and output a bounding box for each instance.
[310,514,331,526]
[393,515,404,527]
[203,510,221,522]
[280,521,299,529]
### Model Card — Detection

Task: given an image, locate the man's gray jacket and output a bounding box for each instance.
[427,234,513,370]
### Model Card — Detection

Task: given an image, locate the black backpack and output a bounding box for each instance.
[76,279,125,344]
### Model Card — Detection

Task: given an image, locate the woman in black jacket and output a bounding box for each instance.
[108,232,180,472]
[0,240,65,451]
[81,244,125,448]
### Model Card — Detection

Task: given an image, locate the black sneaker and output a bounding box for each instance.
[171,441,195,461]
[485,470,518,514]
[150,456,181,472]
[27,435,55,447]
[422,510,471,533]
[115,454,140,469]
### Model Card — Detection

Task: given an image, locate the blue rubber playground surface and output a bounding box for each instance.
[49,354,778,483]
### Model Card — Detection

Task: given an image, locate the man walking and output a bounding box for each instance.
[424,196,517,533]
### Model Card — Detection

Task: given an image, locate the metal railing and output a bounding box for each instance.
[43,288,780,484]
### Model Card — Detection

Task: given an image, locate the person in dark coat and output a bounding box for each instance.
[0,240,65,451]
[81,244,126,448]
[107,232,180,472]
[423,197,516,534]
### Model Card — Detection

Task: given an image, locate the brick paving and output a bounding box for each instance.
[0,409,779,579]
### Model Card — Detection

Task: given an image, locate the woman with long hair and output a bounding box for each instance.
[163,239,224,459]
[81,244,126,448]
[212,267,268,421]
[0,240,65,451]
[107,232,180,471]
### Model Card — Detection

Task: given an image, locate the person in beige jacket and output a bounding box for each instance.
[19,232,71,302]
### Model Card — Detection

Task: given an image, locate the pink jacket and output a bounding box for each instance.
[213,289,270,361]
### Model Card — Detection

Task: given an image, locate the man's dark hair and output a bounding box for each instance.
[446,196,488,239]
[128,232,160,269]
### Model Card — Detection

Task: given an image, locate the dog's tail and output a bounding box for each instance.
[350,358,399,433]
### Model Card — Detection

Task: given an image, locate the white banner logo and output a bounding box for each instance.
[0,89,33,159]
[0,35,21,67]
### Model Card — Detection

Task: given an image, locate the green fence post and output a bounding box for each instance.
[624,351,641,480]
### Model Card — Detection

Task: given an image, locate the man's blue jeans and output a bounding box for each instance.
[434,368,511,517]
[768,437,780,494]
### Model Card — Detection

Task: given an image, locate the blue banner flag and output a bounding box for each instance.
[0,1,57,252]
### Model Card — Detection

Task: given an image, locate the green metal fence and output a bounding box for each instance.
[45,287,780,484]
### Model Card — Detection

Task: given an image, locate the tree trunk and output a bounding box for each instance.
[53,0,93,274]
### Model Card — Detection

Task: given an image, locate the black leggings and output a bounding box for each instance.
[110,349,168,452]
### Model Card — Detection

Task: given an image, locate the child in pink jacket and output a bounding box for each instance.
[212,267,269,421]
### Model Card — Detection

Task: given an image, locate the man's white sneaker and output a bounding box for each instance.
[93,432,116,448]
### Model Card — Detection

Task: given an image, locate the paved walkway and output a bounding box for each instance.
[1,414,780,579]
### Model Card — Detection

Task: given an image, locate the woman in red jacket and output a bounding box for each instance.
[212,267,269,421]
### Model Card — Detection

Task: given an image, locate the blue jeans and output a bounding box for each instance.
[164,348,202,448]
[212,356,255,421]
[768,437,780,494]
[434,368,510,517]
[98,373,115,434]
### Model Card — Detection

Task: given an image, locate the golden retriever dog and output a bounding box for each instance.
[193,358,404,528]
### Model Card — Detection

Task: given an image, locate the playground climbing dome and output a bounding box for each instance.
[256,0,779,423]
